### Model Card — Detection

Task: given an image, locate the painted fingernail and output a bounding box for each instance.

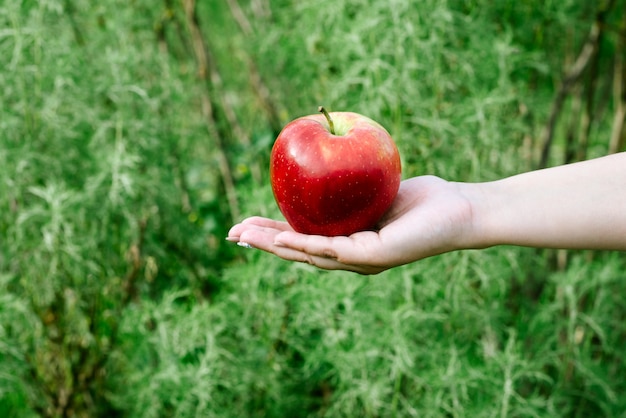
[237,241,254,249]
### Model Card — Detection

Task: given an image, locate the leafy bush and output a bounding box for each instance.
[1,0,625,417]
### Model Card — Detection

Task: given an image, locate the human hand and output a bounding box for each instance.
[227,176,478,274]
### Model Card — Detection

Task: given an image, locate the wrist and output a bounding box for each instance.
[454,180,501,251]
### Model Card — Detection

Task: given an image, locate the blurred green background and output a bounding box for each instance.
[1,0,625,416]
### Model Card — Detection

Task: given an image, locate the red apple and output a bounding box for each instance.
[270,107,402,236]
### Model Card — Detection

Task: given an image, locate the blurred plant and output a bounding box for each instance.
[0,0,236,415]
[1,0,625,417]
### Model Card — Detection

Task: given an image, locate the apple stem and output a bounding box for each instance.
[318,106,336,135]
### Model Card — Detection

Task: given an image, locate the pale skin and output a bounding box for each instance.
[227,152,626,275]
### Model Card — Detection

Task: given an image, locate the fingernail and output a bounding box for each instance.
[237,241,254,249]
[225,237,239,242]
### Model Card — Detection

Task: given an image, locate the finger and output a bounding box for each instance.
[231,228,350,270]
[274,230,388,270]
[229,219,388,274]
[227,217,292,241]
[235,225,283,249]
[269,243,381,275]
[241,216,293,231]
[273,231,341,258]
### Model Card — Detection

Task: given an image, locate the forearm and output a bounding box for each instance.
[467,153,626,251]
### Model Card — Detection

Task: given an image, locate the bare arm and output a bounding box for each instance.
[228,152,626,274]
[471,152,626,251]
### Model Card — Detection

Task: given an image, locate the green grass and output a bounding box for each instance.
[1,0,625,417]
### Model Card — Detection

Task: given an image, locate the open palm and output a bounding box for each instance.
[228,176,476,274]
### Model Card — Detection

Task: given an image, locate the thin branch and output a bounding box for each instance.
[608,56,626,154]
[63,0,86,46]
[226,0,253,36]
[121,218,147,305]
[538,0,617,168]
[609,11,626,154]
[251,0,272,20]
[226,0,284,138]
[181,0,240,220]
[576,22,606,162]
[538,20,602,168]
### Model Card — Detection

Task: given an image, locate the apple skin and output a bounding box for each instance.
[270,111,402,237]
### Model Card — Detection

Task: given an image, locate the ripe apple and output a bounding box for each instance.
[270,107,402,236]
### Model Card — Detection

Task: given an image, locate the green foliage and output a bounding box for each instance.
[1,0,625,417]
